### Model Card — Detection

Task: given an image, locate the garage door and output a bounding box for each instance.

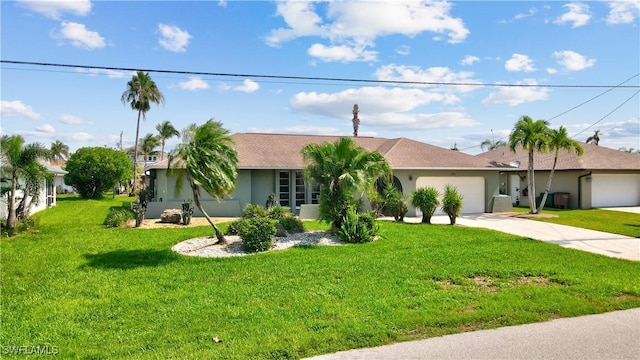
[415,177,485,215]
[591,174,640,207]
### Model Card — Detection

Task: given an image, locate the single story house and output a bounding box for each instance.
[144,133,503,219]
[0,161,65,220]
[478,143,640,209]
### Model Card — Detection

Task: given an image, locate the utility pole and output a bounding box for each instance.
[352,104,359,137]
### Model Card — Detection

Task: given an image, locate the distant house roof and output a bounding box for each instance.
[149,133,496,170]
[478,143,640,171]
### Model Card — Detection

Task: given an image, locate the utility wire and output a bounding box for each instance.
[3,59,640,89]
[571,89,640,138]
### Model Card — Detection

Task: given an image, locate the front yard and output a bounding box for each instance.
[1,196,639,359]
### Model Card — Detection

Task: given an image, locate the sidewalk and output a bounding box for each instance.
[306,308,640,360]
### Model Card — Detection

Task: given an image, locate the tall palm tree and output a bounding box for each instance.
[140,133,161,167]
[480,138,507,151]
[155,120,180,160]
[50,140,69,165]
[537,127,584,212]
[585,130,600,145]
[168,120,238,244]
[509,115,550,214]
[121,71,165,190]
[1,135,51,229]
[302,137,391,230]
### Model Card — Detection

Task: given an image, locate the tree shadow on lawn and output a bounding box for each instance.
[82,249,178,270]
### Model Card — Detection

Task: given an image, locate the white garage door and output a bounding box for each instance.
[415,177,485,215]
[591,174,640,207]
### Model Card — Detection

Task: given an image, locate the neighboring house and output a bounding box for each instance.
[0,161,66,220]
[144,133,503,218]
[479,144,640,209]
[123,146,167,167]
[50,160,74,194]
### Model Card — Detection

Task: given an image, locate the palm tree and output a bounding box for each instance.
[411,187,440,224]
[442,184,463,225]
[585,130,600,145]
[168,120,238,244]
[155,120,180,160]
[302,137,391,230]
[509,115,550,214]
[0,135,51,229]
[121,71,165,190]
[537,126,584,212]
[480,138,507,151]
[50,140,69,165]
[140,133,161,167]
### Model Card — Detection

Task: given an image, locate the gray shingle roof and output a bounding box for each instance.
[478,143,640,171]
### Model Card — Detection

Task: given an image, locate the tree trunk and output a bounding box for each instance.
[448,213,456,225]
[191,180,226,244]
[537,150,559,213]
[528,149,537,214]
[132,109,142,193]
[6,171,18,229]
[422,213,430,224]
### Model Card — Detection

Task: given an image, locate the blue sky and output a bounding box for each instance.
[1,0,639,155]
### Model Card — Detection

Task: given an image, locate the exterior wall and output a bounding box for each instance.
[508,170,588,209]
[0,179,53,220]
[250,169,276,207]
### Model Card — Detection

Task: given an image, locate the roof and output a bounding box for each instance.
[149,133,496,170]
[478,143,640,171]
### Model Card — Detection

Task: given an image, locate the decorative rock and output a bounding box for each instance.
[275,223,289,237]
[160,209,182,224]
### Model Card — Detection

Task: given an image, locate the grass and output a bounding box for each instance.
[1,196,639,359]
[513,206,640,238]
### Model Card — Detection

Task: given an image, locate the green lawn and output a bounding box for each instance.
[513,207,640,238]
[2,197,639,359]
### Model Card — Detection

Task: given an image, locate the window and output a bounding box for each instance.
[311,183,320,204]
[279,171,290,207]
[295,171,305,207]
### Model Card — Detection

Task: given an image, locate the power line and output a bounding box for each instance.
[2,59,640,89]
[571,90,640,139]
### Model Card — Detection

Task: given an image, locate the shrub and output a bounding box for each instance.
[2,217,40,237]
[384,184,408,222]
[104,207,136,227]
[411,187,440,224]
[241,204,268,219]
[225,219,244,235]
[267,206,291,220]
[278,216,305,233]
[238,217,276,253]
[442,184,463,225]
[336,208,378,243]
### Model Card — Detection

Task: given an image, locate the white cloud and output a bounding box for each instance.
[607,1,640,24]
[158,23,191,52]
[17,0,91,19]
[396,45,411,56]
[36,124,55,133]
[368,111,478,130]
[374,64,479,93]
[75,68,129,78]
[266,0,469,62]
[179,77,209,91]
[218,0,227,7]
[546,67,558,74]
[482,79,550,106]
[554,2,591,28]
[307,43,377,62]
[553,50,595,71]
[59,114,83,125]
[461,55,479,66]
[1,100,41,119]
[505,54,536,72]
[221,79,260,93]
[54,22,105,49]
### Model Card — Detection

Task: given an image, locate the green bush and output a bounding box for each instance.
[225,219,244,235]
[336,208,378,243]
[384,184,408,222]
[103,207,136,227]
[267,206,291,220]
[241,204,268,219]
[411,187,440,224]
[238,217,276,253]
[442,184,463,225]
[279,216,305,233]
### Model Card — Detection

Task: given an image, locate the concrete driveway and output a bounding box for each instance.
[401,213,640,262]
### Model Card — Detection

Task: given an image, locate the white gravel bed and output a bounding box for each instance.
[172,231,342,258]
